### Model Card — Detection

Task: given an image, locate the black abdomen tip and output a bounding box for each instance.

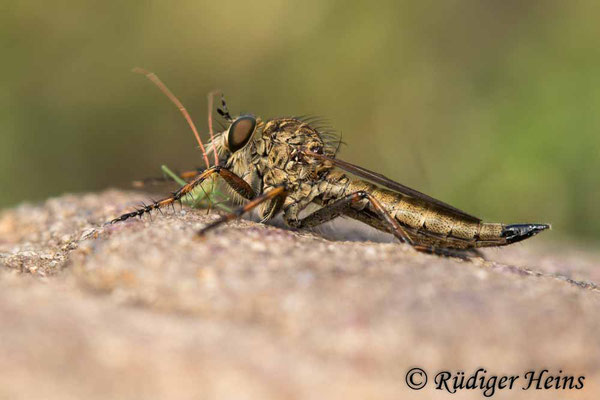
[502,224,550,244]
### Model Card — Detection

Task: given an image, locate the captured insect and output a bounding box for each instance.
[110,69,550,257]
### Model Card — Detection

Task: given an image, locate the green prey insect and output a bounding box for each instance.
[149,164,231,212]
[111,69,550,257]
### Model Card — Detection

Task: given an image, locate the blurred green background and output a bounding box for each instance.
[2,1,599,242]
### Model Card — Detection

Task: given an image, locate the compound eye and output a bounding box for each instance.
[226,116,256,152]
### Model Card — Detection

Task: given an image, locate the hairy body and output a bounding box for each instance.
[110,71,549,257]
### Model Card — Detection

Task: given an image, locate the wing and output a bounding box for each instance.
[304,151,481,223]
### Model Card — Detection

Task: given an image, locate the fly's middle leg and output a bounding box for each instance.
[196,186,288,236]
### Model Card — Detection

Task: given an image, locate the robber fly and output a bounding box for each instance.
[110,69,549,257]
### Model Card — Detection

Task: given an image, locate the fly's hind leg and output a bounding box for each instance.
[288,192,484,260]
[110,166,255,224]
[286,191,413,245]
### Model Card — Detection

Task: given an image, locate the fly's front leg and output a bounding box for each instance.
[110,166,255,224]
[197,186,288,236]
[215,168,256,200]
[286,191,413,245]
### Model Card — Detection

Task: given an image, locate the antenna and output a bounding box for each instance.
[132,68,211,169]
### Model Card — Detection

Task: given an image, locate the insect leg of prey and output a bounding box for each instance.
[132,168,204,188]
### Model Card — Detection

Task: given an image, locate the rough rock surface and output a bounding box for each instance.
[1,190,599,399]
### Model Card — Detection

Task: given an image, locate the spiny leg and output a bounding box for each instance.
[110,166,256,224]
[111,168,218,223]
[314,195,478,260]
[362,193,413,245]
[403,228,485,260]
[216,168,255,200]
[197,186,287,236]
[404,231,484,260]
[287,191,413,245]
[343,204,484,259]
[286,194,354,228]
[342,207,480,259]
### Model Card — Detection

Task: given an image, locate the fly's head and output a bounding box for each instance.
[206,98,264,180]
[208,97,340,189]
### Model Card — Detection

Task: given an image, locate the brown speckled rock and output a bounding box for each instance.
[1,190,599,399]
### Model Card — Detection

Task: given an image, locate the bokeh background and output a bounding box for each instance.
[2,0,599,242]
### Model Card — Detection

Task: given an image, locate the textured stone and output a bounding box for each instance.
[0,190,598,399]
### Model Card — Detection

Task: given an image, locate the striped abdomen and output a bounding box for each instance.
[322,172,548,249]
